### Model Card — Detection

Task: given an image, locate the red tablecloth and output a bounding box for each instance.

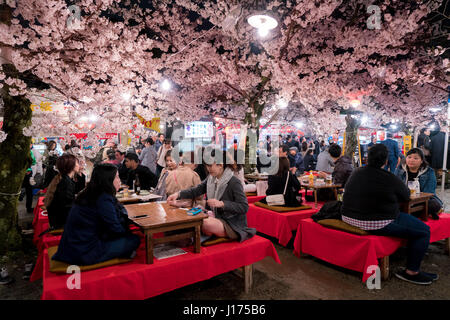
[41,235,280,300]
[33,206,49,246]
[247,202,321,246]
[30,234,61,282]
[32,196,45,228]
[293,213,450,282]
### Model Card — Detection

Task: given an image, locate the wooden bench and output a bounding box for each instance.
[294,214,450,282]
[41,235,280,299]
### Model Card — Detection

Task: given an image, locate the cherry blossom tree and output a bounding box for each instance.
[0,0,449,254]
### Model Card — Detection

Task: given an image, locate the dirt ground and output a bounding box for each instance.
[1,189,449,300]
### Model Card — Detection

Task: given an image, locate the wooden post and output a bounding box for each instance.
[380,256,389,280]
[446,238,450,256]
[146,232,154,264]
[194,224,201,253]
[244,264,253,294]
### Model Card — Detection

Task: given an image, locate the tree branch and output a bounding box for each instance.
[200,63,249,99]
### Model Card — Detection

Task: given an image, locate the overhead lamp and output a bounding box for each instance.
[429,124,436,130]
[277,99,288,109]
[89,114,98,122]
[247,14,278,31]
[295,122,303,128]
[79,116,88,122]
[258,27,270,37]
[161,79,171,91]
[429,107,441,113]
[390,124,398,130]
[350,99,360,108]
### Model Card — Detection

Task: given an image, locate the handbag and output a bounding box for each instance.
[266,172,289,206]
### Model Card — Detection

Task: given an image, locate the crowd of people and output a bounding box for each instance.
[14,128,445,287]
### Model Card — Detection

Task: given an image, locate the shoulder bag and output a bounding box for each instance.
[266,172,289,206]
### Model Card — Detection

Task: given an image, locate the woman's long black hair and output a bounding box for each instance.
[75,163,118,205]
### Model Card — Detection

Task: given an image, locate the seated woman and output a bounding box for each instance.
[303,149,316,171]
[165,152,202,205]
[167,150,256,241]
[53,164,140,265]
[395,148,443,219]
[261,157,302,207]
[44,154,80,229]
[153,150,178,200]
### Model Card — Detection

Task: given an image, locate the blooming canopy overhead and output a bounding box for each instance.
[0,0,449,143]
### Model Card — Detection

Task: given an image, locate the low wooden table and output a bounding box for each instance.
[118,193,162,204]
[244,174,268,181]
[401,192,434,221]
[300,182,342,208]
[125,202,207,264]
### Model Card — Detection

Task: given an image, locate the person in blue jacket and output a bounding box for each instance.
[53,163,140,265]
[395,148,443,220]
[381,132,400,172]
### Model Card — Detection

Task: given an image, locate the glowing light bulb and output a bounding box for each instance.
[350,99,360,108]
[278,99,288,109]
[258,28,269,37]
[161,79,171,91]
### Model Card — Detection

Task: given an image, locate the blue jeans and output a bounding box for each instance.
[383,159,397,173]
[97,234,140,263]
[370,213,430,272]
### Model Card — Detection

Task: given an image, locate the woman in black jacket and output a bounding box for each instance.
[167,150,255,241]
[303,149,316,171]
[53,164,140,265]
[263,157,302,207]
[44,154,80,229]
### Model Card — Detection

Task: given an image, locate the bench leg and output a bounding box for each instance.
[380,256,389,280]
[244,264,253,294]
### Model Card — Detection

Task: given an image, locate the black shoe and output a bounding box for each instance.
[395,269,433,285]
[420,271,439,281]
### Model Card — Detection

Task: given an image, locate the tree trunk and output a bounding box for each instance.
[344,114,360,167]
[0,88,32,255]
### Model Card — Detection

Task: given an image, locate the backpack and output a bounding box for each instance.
[311,200,342,222]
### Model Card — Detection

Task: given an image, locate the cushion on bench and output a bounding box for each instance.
[47,246,131,273]
[48,228,64,235]
[202,237,235,246]
[254,201,312,212]
[317,219,369,236]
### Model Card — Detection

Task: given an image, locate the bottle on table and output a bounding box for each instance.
[308,170,314,186]
[134,173,141,195]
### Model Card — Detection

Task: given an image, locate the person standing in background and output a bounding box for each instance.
[20,144,36,213]
[155,133,165,153]
[417,128,432,164]
[139,138,158,174]
[381,132,400,173]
